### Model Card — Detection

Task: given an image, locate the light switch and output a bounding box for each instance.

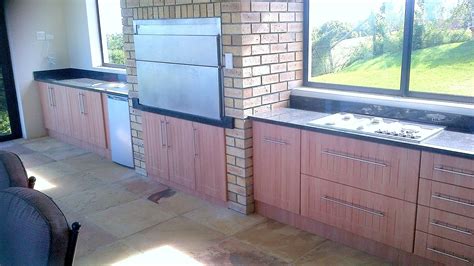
[36,31,46,41]
[225,53,233,70]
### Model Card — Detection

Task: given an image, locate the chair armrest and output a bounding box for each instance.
[65,222,81,266]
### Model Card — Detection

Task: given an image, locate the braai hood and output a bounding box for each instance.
[133,18,223,120]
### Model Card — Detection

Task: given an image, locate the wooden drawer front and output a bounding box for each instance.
[253,122,301,214]
[419,179,474,218]
[301,131,420,202]
[301,175,416,252]
[421,152,474,189]
[417,206,474,247]
[415,231,473,266]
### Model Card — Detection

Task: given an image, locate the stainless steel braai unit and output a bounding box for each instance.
[133,18,223,120]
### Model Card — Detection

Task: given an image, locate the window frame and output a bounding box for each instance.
[96,0,126,69]
[303,0,474,104]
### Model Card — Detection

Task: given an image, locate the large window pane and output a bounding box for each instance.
[0,70,12,136]
[409,0,473,97]
[308,0,406,90]
[97,0,125,66]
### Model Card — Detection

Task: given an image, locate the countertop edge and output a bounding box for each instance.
[132,98,235,129]
[249,115,474,160]
[35,78,128,97]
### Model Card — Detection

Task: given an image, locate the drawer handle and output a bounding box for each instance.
[427,247,472,263]
[432,193,474,208]
[322,150,387,167]
[434,166,474,178]
[321,196,385,217]
[263,137,288,145]
[430,220,473,235]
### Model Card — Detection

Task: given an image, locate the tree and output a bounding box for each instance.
[373,3,387,56]
[413,0,426,50]
[107,33,125,65]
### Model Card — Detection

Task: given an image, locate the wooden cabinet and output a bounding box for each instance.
[142,111,227,201]
[415,231,473,266]
[194,122,227,201]
[301,131,420,203]
[253,121,301,214]
[421,152,474,189]
[301,174,416,252]
[38,83,71,135]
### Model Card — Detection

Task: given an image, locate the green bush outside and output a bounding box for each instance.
[107,33,125,65]
[0,72,12,135]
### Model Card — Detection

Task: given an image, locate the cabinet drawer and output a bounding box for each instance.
[418,178,474,218]
[421,152,474,189]
[417,206,473,247]
[415,231,473,266]
[301,131,420,202]
[253,122,301,214]
[301,175,416,252]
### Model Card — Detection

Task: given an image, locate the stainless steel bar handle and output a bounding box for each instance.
[47,87,53,107]
[434,166,474,178]
[193,128,199,157]
[321,196,385,217]
[427,247,471,263]
[322,150,388,167]
[263,137,288,145]
[80,93,87,114]
[51,87,56,107]
[159,121,166,147]
[165,121,171,149]
[432,193,473,207]
[78,93,83,114]
[430,220,472,235]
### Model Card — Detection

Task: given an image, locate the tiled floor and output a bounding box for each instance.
[0,137,390,265]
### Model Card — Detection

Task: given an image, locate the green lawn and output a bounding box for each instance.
[311,41,474,97]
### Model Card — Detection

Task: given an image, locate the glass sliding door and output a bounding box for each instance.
[0,4,21,141]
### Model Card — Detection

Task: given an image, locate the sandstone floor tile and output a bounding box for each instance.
[27,161,82,181]
[85,164,136,183]
[22,137,68,152]
[74,241,141,266]
[195,237,288,266]
[153,191,207,216]
[55,185,140,217]
[117,176,169,197]
[0,143,34,155]
[74,220,119,258]
[183,204,266,235]
[18,152,55,168]
[123,216,226,255]
[62,153,117,171]
[42,144,89,161]
[294,240,391,266]
[40,172,106,200]
[234,220,326,263]
[86,199,176,238]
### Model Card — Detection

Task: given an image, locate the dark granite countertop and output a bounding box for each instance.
[250,108,474,159]
[33,68,128,97]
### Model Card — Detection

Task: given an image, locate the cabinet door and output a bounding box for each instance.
[142,112,169,179]
[193,122,226,201]
[253,121,301,214]
[38,82,55,130]
[81,90,107,148]
[166,116,196,190]
[51,85,71,136]
[66,88,85,141]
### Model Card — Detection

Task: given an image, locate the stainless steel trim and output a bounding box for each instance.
[321,196,385,217]
[263,137,288,145]
[322,150,388,167]
[193,128,199,157]
[432,193,474,207]
[434,166,474,178]
[80,93,87,115]
[47,87,53,107]
[50,87,56,107]
[134,18,221,36]
[160,121,166,148]
[430,220,472,235]
[427,247,471,263]
[78,93,83,114]
[165,121,171,149]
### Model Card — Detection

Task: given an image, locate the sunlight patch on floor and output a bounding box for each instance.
[28,171,57,191]
[112,245,203,266]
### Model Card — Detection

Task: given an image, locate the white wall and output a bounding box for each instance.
[5,0,70,139]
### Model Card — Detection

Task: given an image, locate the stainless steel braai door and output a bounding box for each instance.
[134,18,223,120]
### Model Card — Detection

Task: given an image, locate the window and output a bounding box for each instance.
[304,0,474,103]
[97,0,125,67]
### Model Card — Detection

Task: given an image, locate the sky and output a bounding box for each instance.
[98,0,123,35]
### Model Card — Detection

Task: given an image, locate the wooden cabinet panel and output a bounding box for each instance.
[193,122,226,201]
[51,85,71,136]
[253,121,301,214]
[421,152,474,189]
[301,131,420,203]
[418,178,473,218]
[38,82,54,130]
[142,112,169,180]
[81,90,106,148]
[301,175,416,252]
[66,88,84,141]
[415,231,473,266]
[416,206,473,247]
[166,116,196,190]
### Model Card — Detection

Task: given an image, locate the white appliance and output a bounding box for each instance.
[107,95,134,168]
